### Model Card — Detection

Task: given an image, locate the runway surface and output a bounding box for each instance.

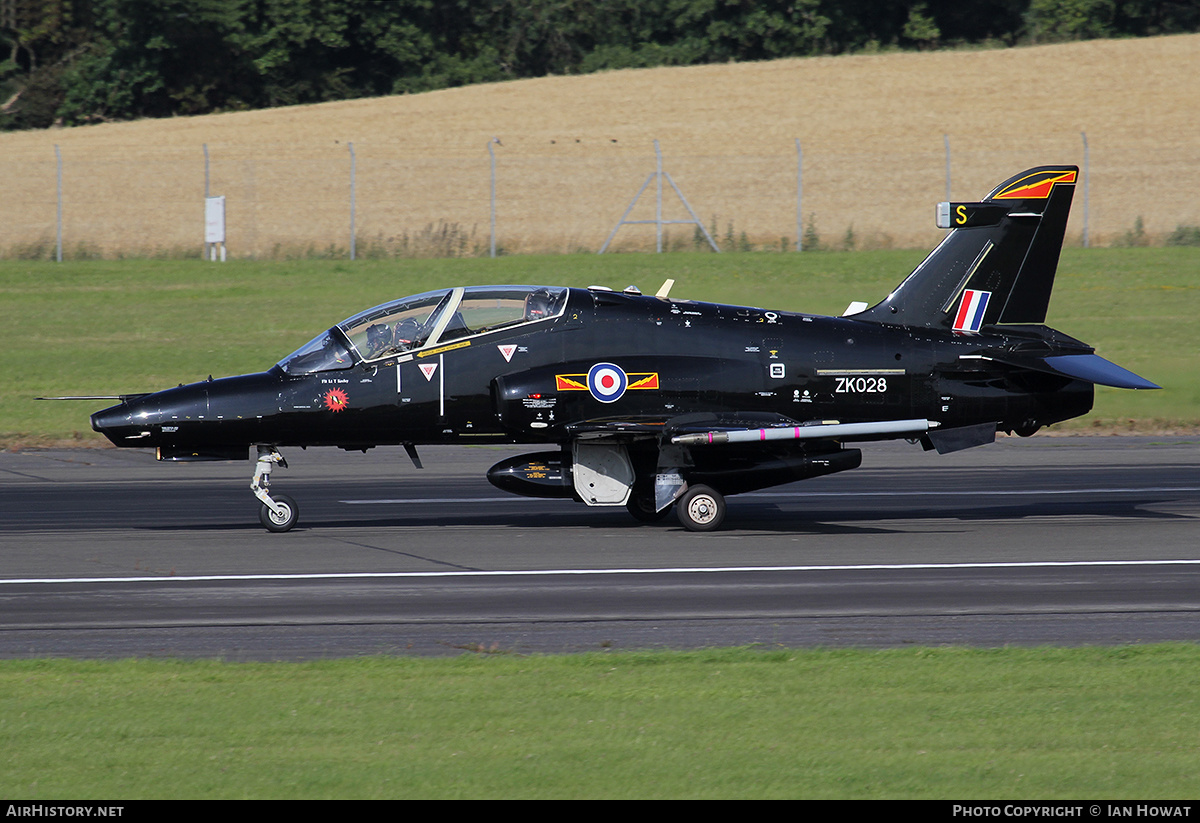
[2,436,1198,659]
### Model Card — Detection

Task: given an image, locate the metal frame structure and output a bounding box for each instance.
[599,141,720,253]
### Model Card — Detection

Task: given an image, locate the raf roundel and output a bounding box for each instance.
[587,362,628,403]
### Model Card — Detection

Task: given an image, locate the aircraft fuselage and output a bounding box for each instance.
[91,288,1093,458]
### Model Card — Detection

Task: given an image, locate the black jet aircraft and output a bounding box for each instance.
[89,165,1158,532]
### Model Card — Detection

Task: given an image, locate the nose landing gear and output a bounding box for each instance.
[252,446,298,532]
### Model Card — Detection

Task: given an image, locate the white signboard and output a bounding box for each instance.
[205,196,226,243]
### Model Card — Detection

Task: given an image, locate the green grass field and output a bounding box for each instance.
[1,247,1196,446]
[4,645,1200,800]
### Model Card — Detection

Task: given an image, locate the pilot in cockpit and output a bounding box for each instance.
[364,323,392,358]
[365,317,423,357]
[524,288,558,321]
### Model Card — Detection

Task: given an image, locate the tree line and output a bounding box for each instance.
[2,0,1197,131]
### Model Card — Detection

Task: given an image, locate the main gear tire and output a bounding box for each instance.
[676,485,726,532]
[626,494,671,523]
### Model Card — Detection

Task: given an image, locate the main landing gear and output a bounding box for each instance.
[252,446,298,532]
[675,484,726,532]
[627,483,728,532]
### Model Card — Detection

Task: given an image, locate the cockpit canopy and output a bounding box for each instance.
[277,285,568,375]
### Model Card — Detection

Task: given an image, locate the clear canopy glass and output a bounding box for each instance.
[277,285,568,375]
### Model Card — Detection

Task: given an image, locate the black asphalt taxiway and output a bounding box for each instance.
[1,436,1198,659]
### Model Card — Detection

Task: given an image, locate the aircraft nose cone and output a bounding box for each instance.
[90,404,130,434]
[90,399,156,446]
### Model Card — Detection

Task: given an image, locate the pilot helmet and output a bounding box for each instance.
[365,323,391,355]
[525,289,556,320]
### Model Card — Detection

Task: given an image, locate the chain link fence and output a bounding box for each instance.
[2,134,1198,259]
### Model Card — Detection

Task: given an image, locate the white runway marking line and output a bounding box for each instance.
[6,558,1200,586]
[340,487,1200,505]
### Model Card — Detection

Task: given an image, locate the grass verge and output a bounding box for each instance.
[3,645,1200,799]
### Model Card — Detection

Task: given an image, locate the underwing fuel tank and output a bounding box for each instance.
[487,451,574,499]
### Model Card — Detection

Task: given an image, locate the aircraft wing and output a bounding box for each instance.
[565,418,671,438]
[566,411,825,439]
[669,417,935,446]
[564,413,936,446]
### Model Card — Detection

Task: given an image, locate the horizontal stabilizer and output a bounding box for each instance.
[980,353,1160,390]
[1041,355,1160,390]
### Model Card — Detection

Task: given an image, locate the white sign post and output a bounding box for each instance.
[205,195,226,261]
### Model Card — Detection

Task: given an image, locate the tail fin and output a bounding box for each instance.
[854,166,1078,331]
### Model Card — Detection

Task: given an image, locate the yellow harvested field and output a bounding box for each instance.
[2,35,1198,256]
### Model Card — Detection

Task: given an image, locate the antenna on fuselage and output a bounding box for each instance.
[655,279,675,299]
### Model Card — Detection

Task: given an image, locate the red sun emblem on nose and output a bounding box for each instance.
[323,388,349,412]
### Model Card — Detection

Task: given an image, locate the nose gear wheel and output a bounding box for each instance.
[259,493,298,532]
[251,446,298,532]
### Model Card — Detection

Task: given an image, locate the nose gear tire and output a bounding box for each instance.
[259,494,299,533]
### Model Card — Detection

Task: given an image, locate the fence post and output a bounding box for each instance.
[203,144,210,258]
[54,145,63,262]
[795,139,803,252]
[488,137,500,258]
[944,134,951,201]
[655,140,664,253]
[348,142,356,260]
[1080,131,1089,248]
